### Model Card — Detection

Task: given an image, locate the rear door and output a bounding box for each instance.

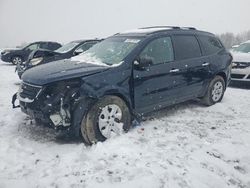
[172,35,209,99]
[133,36,188,113]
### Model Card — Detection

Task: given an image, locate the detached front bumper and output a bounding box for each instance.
[20,101,52,123]
[13,82,79,129]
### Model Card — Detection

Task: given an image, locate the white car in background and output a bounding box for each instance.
[230,40,250,83]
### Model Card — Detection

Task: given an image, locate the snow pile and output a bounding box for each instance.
[0,61,250,188]
[71,52,108,67]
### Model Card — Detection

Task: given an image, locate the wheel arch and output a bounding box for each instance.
[216,71,227,86]
[11,54,24,61]
[102,91,133,113]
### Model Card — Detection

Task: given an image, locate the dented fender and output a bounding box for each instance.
[79,65,133,111]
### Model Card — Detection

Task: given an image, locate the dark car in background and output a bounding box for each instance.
[1,41,61,65]
[14,26,232,144]
[16,39,101,78]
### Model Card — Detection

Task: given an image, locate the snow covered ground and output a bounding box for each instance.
[0,60,250,188]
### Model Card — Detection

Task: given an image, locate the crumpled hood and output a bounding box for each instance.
[231,52,250,63]
[22,59,110,85]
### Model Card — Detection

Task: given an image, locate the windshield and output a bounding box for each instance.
[233,43,250,53]
[72,37,141,65]
[22,43,31,49]
[55,42,79,53]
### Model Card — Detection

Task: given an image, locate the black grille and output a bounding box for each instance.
[19,82,42,100]
[232,62,250,69]
[231,74,245,79]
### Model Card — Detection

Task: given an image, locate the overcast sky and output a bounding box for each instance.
[0,0,249,48]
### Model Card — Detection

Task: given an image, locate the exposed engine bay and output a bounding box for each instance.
[13,79,81,128]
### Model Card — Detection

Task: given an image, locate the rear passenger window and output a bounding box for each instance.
[172,35,201,60]
[139,37,174,65]
[198,35,223,55]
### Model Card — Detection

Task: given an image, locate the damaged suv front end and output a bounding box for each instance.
[12,54,113,135]
[17,80,80,128]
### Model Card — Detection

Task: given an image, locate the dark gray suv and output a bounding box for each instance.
[14,26,232,144]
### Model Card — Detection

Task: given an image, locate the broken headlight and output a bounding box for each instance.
[44,79,81,98]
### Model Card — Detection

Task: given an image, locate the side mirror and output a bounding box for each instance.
[74,48,84,56]
[134,57,153,70]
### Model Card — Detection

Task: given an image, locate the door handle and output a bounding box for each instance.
[169,68,180,73]
[202,62,210,67]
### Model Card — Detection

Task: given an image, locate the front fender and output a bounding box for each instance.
[70,97,95,137]
[80,82,132,110]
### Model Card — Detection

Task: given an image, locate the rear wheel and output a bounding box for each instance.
[80,96,131,145]
[11,56,23,65]
[201,75,225,106]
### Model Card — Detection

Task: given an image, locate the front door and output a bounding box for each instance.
[133,36,188,113]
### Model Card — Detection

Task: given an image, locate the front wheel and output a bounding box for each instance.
[11,56,23,65]
[201,75,225,106]
[80,96,131,145]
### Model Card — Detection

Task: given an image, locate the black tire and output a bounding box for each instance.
[80,96,131,145]
[201,75,225,106]
[11,56,23,65]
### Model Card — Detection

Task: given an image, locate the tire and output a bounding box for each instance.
[201,75,225,106]
[80,96,131,145]
[11,56,23,65]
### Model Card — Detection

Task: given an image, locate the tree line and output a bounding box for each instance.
[218,30,250,49]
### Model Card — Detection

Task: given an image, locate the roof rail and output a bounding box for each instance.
[140,26,196,30]
[140,26,181,29]
[181,27,196,30]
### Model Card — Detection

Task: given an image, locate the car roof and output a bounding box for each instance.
[71,39,102,43]
[116,26,215,37]
[30,41,61,44]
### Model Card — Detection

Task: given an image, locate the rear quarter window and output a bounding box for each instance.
[172,35,201,60]
[198,35,223,55]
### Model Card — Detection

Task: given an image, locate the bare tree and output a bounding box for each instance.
[218,30,250,49]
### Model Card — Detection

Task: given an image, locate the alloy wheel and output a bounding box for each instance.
[98,104,124,138]
[211,81,223,102]
[12,57,22,65]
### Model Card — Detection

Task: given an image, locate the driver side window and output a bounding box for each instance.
[139,37,174,65]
